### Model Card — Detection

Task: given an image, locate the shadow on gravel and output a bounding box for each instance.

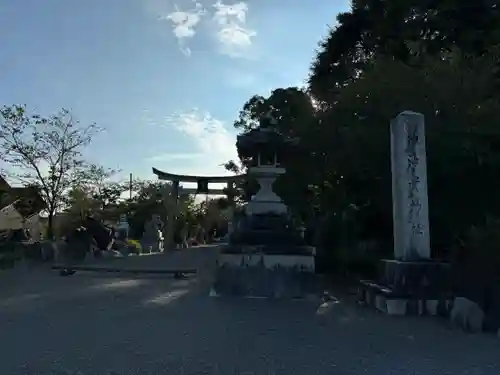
[0,245,220,313]
[0,272,201,315]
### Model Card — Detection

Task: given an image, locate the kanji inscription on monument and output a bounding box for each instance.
[390,111,430,260]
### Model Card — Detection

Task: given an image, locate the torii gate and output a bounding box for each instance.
[151,167,244,248]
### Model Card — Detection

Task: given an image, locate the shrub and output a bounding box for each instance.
[126,239,142,253]
[452,217,500,308]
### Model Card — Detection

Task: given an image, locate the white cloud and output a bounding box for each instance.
[160,2,205,56]
[150,0,256,58]
[212,1,256,59]
[163,109,238,176]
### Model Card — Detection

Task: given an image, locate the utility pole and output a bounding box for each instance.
[129,173,133,200]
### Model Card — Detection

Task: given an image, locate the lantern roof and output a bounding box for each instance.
[236,110,298,157]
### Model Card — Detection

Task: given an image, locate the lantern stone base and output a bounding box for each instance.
[211,250,317,299]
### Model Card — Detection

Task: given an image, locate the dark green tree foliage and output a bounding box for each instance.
[309,0,500,103]
[124,181,169,238]
[320,50,500,254]
[231,54,500,262]
[299,0,500,263]
[224,0,500,276]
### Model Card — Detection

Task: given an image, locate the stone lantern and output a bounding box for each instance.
[236,111,293,216]
[212,110,317,299]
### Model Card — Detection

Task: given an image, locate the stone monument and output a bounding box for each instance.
[115,214,129,241]
[358,111,451,316]
[390,111,430,260]
[212,110,317,299]
[141,214,164,253]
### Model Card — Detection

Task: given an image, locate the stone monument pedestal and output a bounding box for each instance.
[358,259,451,315]
[212,245,317,299]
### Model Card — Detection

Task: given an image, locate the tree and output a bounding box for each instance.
[122,180,199,240]
[227,87,318,215]
[194,197,231,239]
[310,49,500,253]
[124,180,168,238]
[79,164,126,211]
[0,105,102,238]
[304,0,500,257]
[229,48,500,261]
[62,164,128,226]
[65,185,94,220]
[234,87,316,136]
[308,0,500,103]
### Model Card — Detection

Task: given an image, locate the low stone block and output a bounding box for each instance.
[425,300,439,315]
[366,289,375,306]
[404,299,419,315]
[386,299,408,315]
[357,285,366,304]
[357,280,373,305]
[375,295,387,313]
[450,297,485,333]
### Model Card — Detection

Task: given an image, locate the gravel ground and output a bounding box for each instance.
[0,247,499,375]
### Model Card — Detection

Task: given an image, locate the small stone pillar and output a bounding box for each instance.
[115,214,129,241]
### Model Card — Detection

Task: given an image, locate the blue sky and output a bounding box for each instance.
[0,0,348,184]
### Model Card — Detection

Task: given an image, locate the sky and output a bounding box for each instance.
[0,0,349,188]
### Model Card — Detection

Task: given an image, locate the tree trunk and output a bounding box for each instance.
[47,210,55,240]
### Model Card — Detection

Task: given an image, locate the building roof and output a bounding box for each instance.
[0,177,46,219]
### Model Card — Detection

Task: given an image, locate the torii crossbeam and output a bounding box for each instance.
[152,167,244,195]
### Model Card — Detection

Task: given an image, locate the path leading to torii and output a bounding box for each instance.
[0,247,498,375]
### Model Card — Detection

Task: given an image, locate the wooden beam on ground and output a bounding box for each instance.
[51,264,197,276]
